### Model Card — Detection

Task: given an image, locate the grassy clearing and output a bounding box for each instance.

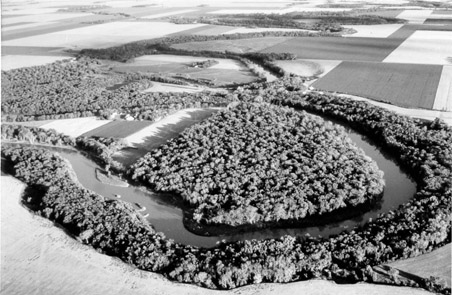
[80,121,153,138]
[40,117,112,137]
[171,37,292,53]
[383,30,452,65]
[261,37,402,62]
[312,61,442,109]
[273,59,323,77]
[387,244,451,287]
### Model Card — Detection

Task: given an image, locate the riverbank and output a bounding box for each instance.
[1,176,433,295]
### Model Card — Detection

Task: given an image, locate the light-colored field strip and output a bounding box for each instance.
[1,8,59,15]
[2,22,207,49]
[383,31,452,65]
[387,244,451,287]
[39,117,112,137]
[1,55,72,71]
[337,93,452,126]
[343,24,405,38]
[396,10,433,24]
[433,66,452,111]
[141,9,197,19]
[1,21,58,32]
[2,13,92,25]
[134,54,244,70]
[225,27,310,34]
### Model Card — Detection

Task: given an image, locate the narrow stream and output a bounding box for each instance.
[3,115,417,248]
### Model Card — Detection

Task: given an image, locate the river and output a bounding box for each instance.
[3,116,416,248]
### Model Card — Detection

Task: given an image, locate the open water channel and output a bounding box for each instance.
[5,115,416,248]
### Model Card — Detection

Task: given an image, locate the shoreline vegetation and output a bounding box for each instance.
[1,86,450,294]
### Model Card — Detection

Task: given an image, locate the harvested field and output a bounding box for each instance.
[261,37,402,62]
[141,9,197,19]
[395,10,432,24]
[172,37,292,53]
[387,244,451,287]
[171,24,236,36]
[1,55,71,70]
[1,22,94,42]
[383,30,452,65]
[433,66,452,111]
[1,13,92,25]
[1,46,69,56]
[312,61,442,109]
[343,24,405,38]
[39,117,112,137]
[2,22,207,49]
[80,120,153,138]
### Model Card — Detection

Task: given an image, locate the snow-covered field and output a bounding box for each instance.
[343,24,404,38]
[39,117,112,137]
[383,30,452,65]
[141,9,197,19]
[2,22,207,49]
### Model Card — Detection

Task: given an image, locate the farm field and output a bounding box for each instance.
[142,82,210,93]
[80,121,154,138]
[433,66,452,111]
[2,21,208,49]
[312,61,443,109]
[39,117,112,137]
[1,55,70,70]
[260,37,403,62]
[383,31,452,65]
[342,24,405,38]
[171,37,293,53]
[387,244,451,287]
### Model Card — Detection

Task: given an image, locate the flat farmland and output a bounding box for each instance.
[172,37,293,53]
[387,244,451,287]
[312,61,442,109]
[260,37,402,62]
[1,55,71,70]
[39,117,112,137]
[383,30,452,65]
[80,120,154,138]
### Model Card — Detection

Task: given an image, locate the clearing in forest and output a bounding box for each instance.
[39,117,111,138]
[80,121,154,138]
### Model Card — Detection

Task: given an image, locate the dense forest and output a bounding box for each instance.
[130,102,385,226]
[1,58,234,122]
[2,87,451,293]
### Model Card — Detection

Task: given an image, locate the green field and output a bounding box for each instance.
[80,120,153,138]
[312,61,442,109]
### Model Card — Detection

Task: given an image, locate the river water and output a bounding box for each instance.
[4,116,416,248]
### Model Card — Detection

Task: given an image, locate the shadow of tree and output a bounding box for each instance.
[113,108,220,167]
